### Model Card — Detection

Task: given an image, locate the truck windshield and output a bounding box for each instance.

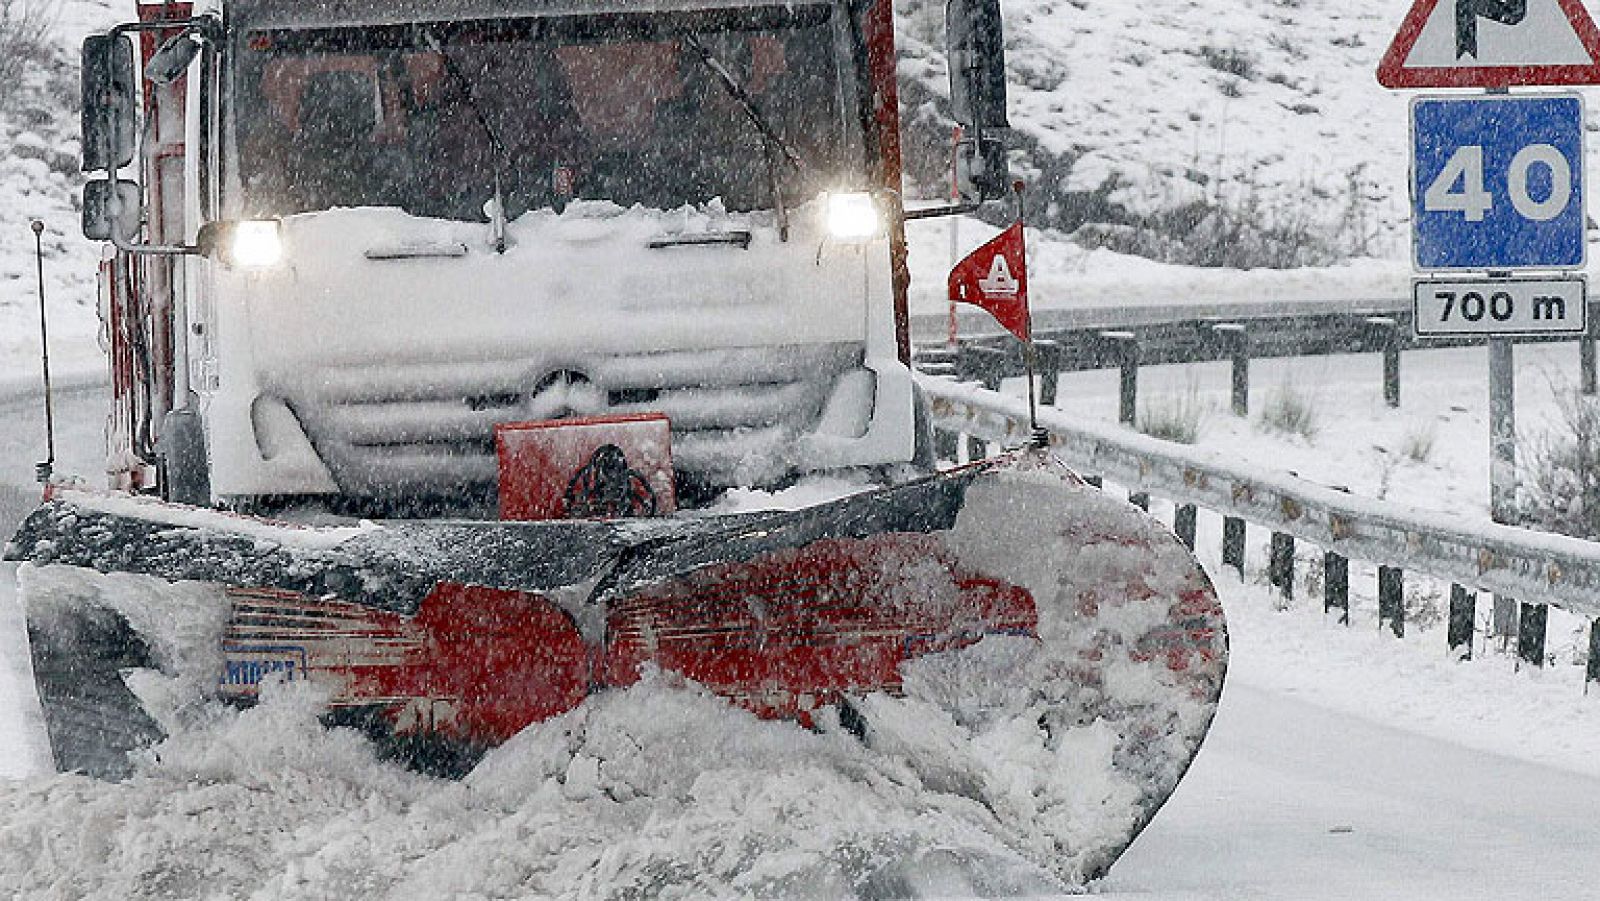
[230,6,853,220]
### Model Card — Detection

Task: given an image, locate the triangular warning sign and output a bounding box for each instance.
[1377,0,1600,88]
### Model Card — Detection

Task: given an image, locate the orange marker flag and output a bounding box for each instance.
[948,221,1029,343]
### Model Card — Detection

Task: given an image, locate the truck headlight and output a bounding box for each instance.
[198,219,283,268]
[826,192,880,241]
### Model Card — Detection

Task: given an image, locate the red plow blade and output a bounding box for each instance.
[9,449,1225,885]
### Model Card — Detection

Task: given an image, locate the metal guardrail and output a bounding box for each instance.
[919,374,1600,624]
[914,302,1600,382]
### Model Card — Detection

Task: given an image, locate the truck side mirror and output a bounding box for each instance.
[81,34,137,172]
[946,0,1010,201]
[954,138,1009,203]
[83,178,142,241]
[146,31,202,85]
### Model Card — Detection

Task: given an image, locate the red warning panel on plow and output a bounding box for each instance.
[496,414,675,521]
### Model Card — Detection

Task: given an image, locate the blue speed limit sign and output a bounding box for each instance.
[1411,94,1586,271]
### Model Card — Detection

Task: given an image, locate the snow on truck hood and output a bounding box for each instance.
[233,200,879,369]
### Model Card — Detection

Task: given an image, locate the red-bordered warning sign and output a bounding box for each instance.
[1377,0,1600,88]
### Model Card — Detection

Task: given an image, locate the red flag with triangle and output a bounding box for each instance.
[948,222,1030,342]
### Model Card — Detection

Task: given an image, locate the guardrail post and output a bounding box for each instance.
[1099,331,1139,425]
[1588,620,1600,685]
[1212,323,1249,417]
[1489,338,1517,525]
[1129,491,1149,511]
[1582,331,1597,397]
[1324,552,1349,624]
[920,347,962,461]
[1366,317,1400,408]
[1584,298,1599,397]
[1269,532,1294,600]
[1221,517,1245,578]
[960,432,982,464]
[1448,585,1475,660]
[956,344,1007,460]
[956,344,1009,389]
[1378,565,1404,638]
[1491,595,1518,651]
[1173,504,1197,550]
[1518,603,1548,668]
[1034,339,1060,407]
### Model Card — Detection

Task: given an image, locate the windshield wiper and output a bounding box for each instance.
[423,29,509,253]
[682,33,801,241]
[647,230,753,250]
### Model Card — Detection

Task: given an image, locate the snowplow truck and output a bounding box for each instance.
[7,0,1225,884]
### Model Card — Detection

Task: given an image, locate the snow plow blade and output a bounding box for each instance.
[7,450,1225,883]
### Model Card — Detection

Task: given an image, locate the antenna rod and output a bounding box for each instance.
[1013,181,1046,448]
[32,220,55,483]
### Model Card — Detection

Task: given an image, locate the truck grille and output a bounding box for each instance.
[274,343,864,497]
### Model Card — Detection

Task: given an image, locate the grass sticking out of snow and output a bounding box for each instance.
[1138,374,1211,444]
[1256,376,1321,442]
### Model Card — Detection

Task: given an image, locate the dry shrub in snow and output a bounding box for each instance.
[1066,174,1368,270]
[1404,582,1444,632]
[1518,387,1600,540]
[1137,376,1209,444]
[1257,377,1320,442]
[1197,44,1257,80]
[0,0,56,115]
[1401,421,1437,464]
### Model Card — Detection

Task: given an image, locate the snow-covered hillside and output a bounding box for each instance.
[896,0,1417,264]
[0,1,120,379]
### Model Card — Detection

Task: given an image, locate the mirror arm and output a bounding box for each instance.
[106,16,207,48]
[109,233,196,256]
[904,201,982,221]
[104,189,196,255]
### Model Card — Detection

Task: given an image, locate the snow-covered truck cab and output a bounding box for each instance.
[80,0,1012,512]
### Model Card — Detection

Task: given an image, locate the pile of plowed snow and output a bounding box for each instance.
[0,678,1065,899]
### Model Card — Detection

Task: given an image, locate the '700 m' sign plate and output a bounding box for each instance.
[1413,276,1587,337]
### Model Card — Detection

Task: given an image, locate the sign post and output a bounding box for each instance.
[1381,0,1600,656]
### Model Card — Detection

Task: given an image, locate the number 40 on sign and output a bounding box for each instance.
[1411,93,1586,271]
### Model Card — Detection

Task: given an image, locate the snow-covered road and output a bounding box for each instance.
[1104,682,1600,900]
[2,369,1598,898]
